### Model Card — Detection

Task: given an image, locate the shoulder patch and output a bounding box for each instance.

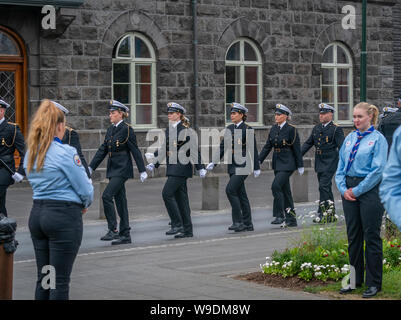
[73,154,82,167]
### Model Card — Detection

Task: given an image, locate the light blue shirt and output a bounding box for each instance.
[335,129,388,197]
[380,125,401,230]
[23,139,94,208]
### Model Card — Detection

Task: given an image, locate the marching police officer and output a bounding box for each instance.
[62,125,90,178]
[206,103,260,232]
[89,100,148,245]
[146,102,206,238]
[0,99,25,216]
[377,96,401,149]
[301,103,344,223]
[259,104,303,227]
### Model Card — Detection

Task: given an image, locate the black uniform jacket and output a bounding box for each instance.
[90,122,146,179]
[217,122,260,175]
[301,121,344,173]
[378,109,401,148]
[62,127,90,178]
[154,122,204,178]
[0,121,25,186]
[259,122,303,172]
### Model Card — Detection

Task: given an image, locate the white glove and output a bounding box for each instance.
[254,170,261,178]
[12,172,23,183]
[88,166,93,176]
[146,163,155,172]
[206,162,215,171]
[140,171,148,182]
[199,169,207,178]
[145,152,155,160]
[298,167,304,176]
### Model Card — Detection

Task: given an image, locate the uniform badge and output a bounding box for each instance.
[73,154,82,167]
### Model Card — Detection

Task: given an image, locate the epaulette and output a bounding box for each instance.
[7,122,17,126]
[66,126,74,132]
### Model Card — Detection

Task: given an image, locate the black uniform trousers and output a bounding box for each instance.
[226,174,252,226]
[317,171,336,212]
[162,176,192,235]
[271,171,294,218]
[102,176,130,237]
[342,176,383,288]
[0,186,7,216]
[29,200,83,300]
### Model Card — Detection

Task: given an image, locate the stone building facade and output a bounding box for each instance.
[0,0,397,180]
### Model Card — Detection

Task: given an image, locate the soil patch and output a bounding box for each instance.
[234,272,336,291]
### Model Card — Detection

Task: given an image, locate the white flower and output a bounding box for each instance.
[323,212,328,216]
[315,272,322,276]
[319,228,324,231]
[383,259,387,264]
[315,217,321,222]
[335,214,339,219]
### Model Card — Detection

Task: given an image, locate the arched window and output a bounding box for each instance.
[225,38,263,125]
[321,42,353,123]
[113,33,157,128]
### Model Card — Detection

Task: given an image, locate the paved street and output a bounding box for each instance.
[8,170,342,300]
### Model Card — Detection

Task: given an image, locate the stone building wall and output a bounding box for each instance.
[0,0,396,180]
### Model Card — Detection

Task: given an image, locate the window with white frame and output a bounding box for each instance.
[112,33,157,128]
[321,42,353,123]
[225,38,263,125]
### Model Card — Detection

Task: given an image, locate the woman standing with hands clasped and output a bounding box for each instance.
[24,100,93,300]
[335,102,388,298]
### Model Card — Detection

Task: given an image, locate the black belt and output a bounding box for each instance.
[274,148,290,153]
[109,150,128,157]
[33,199,84,208]
[316,148,336,155]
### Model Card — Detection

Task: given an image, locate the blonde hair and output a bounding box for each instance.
[26,100,65,173]
[180,114,190,128]
[354,102,379,126]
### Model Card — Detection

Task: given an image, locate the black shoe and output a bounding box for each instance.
[234,224,246,232]
[174,232,193,239]
[271,217,284,225]
[166,227,183,235]
[362,287,381,298]
[285,220,298,227]
[111,235,132,245]
[100,230,119,241]
[339,284,362,294]
[243,225,254,231]
[228,223,243,231]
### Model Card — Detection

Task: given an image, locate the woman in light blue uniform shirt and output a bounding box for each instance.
[24,100,93,300]
[335,102,388,298]
[380,125,401,231]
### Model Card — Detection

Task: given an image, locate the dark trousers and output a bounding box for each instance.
[317,171,336,212]
[28,200,83,300]
[225,174,252,226]
[0,186,7,216]
[342,176,384,288]
[102,176,130,237]
[162,176,192,235]
[271,170,294,218]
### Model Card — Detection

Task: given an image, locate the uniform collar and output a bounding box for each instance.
[279,121,286,129]
[235,121,243,128]
[322,121,332,128]
[0,117,5,126]
[114,120,123,127]
[172,120,181,128]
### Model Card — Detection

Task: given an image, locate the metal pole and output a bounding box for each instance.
[360,0,367,101]
[0,244,13,300]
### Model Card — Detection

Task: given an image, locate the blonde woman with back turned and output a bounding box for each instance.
[24,99,93,300]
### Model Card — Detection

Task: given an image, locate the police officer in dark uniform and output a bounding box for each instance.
[206,103,260,232]
[89,100,148,245]
[301,103,344,223]
[377,96,401,149]
[146,102,206,238]
[62,126,90,178]
[259,104,303,227]
[0,99,25,216]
